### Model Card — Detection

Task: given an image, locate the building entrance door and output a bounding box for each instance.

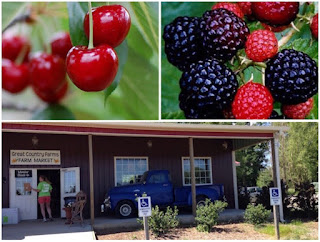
[37,169,61,219]
[9,168,38,220]
[60,167,80,217]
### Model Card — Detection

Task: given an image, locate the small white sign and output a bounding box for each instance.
[138,196,152,217]
[269,187,281,206]
[10,150,61,165]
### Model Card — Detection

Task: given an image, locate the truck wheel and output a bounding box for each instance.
[115,200,135,218]
[196,195,207,207]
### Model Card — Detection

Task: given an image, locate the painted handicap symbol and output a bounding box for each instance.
[272,189,279,197]
[141,198,149,207]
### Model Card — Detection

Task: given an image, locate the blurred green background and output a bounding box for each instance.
[2,2,159,120]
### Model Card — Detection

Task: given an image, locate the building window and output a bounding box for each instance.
[64,170,76,193]
[115,157,148,186]
[16,177,32,196]
[182,157,212,186]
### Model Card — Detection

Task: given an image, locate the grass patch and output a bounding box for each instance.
[255,221,318,240]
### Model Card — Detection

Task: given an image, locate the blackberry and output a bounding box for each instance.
[163,16,203,71]
[179,58,238,119]
[266,49,318,105]
[200,9,249,62]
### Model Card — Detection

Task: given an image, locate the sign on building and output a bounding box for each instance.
[269,187,281,206]
[10,150,61,165]
[138,196,152,217]
[15,170,32,178]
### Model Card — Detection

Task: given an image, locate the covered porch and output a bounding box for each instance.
[2,122,288,225]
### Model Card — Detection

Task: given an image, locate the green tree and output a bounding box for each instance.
[276,122,318,185]
[236,142,270,187]
[256,168,273,187]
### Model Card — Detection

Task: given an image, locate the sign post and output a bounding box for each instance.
[270,187,280,240]
[138,196,152,240]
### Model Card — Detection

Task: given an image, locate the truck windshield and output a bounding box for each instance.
[140,171,149,183]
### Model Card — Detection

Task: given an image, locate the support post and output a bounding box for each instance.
[143,217,150,240]
[88,134,95,225]
[271,139,280,239]
[189,137,197,216]
[271,134,284,222]
[231,151,239,209]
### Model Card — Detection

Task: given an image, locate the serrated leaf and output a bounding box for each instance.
[32,104,76,120]
[280,38,318,60]
[104,40,128,103]
[2,2,28,31]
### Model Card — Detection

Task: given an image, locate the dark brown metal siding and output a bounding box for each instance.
[2,132,235,219]
[92,136,235,216]
[2,132,90,217]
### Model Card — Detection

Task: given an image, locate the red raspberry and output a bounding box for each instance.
[211,3,244,19]
[237,2,252,17]
[261,23,289,32]
[252,2,299,26]
[311,13,318,39]
[232,81,273,119]
[245,30,278,62]
[282,98,314,119]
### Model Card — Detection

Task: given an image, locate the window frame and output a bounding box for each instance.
[114,156,149,186]
[181,156,213,186]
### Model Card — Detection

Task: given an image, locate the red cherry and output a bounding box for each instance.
[33,81,68,103]
[29,52,66,92]
[2,34,31,62]
[83,5,131,48]
[66,45,118,91]
[50,32,73,60]
[2,59,29,93]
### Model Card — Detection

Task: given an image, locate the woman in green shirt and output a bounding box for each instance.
[31,175,53,222]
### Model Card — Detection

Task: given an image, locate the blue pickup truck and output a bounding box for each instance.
[102,170,224,218]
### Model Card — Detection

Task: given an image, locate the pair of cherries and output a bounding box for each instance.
[66,5,131,91]
[2,32,72,103]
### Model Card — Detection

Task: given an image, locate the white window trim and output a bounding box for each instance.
[181,156,213,186]
[114,156,149,186]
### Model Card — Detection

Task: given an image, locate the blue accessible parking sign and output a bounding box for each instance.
[269,187,281,206]
[138,196,152,217]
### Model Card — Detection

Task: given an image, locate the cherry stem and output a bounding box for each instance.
[15,45,28,65]
[88,2,94,49]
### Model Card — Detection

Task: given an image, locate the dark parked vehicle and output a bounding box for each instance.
[102,170,224,218]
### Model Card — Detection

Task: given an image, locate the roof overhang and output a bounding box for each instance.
[2,122,288,142]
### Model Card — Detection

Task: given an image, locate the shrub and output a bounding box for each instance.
[244,204,270,225]
[195,199,228,232]
[138,205,179,237]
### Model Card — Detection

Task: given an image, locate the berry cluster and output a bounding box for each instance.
[163,2,318,119]
[2,32,71,103]
[2,4,131,103]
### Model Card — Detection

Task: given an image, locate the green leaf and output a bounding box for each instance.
[32,104,76,120]
[280,38,318,61]
[130,2,158,52]
[67,2,89,46]
[2,2,28,31]
[104,40,128,102]
[161,111,185,119]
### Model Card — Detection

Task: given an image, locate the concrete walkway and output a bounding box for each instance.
[2,210,244,239]
[94,209,244,232]
[2,219,95,240]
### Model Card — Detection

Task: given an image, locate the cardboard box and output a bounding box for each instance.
[2,208,20,224]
